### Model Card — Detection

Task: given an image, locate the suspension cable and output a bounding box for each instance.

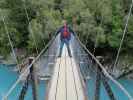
[75,33,133,100]
[22,0,39,54]
[2,35,56,100]
[1,15,20,72]
[113,0,133,69]
[35,6,47,48]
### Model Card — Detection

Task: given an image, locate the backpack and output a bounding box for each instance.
[63,25,70,38]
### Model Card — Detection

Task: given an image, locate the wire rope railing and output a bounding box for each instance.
[113,0,133,69]
[21,0,39,54]
[2,33,57,100]
[1,15,20,72]
[74,32,133,100]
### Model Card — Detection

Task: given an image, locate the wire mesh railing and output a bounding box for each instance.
[2,30,133,100]
[72,32,133,100]
[2,33,58,100]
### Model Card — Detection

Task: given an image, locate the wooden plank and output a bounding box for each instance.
[47,46,86,100]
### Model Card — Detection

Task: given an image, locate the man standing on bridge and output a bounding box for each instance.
[56,20,74,57]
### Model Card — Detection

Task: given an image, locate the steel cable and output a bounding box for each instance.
[113,0,133,69]
[2,34,56,100]
[75,33,133,100]
[1,15,20,72]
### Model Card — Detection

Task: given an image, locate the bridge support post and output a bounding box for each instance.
[95,56,116,100]
[101,75,116,100]
[94,65,101,100]
[94,56,104,100]
[19,75,30,100]
[29,57,38,100]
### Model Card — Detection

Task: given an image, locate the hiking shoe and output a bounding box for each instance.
[58,55,61,58]
[69,54,72,58]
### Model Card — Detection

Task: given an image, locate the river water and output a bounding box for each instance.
[0,64,133,100]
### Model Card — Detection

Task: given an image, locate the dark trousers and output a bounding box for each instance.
[58,39,72,57]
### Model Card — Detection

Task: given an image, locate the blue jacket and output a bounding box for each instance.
[56,26,75,41]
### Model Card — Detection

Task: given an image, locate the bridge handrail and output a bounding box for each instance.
[2,33,57,100]
[74,32,133,100]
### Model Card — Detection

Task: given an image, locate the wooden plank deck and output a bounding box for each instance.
[46,45,87,100]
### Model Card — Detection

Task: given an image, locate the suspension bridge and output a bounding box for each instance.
[1,33,133,100]
[1,0,133,100]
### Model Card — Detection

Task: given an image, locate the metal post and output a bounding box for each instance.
[94,65,101,100]
[101,75,116,100]
[96,56,116,100]
[94,56,103,100]
[29,57,38,100]
[19,75,29,100]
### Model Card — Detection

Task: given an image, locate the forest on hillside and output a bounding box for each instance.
[0,0,133,69]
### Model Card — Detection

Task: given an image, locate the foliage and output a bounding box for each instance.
[0,0,133,57]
